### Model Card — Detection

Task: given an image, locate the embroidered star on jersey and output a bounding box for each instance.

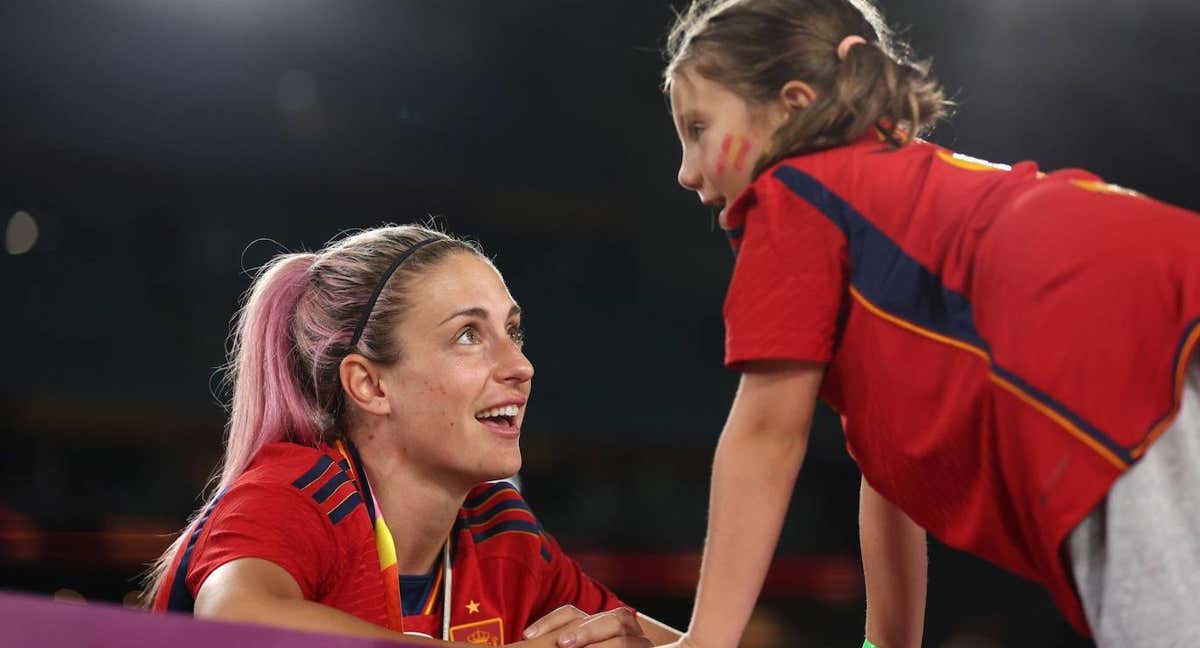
[466,600,481,614]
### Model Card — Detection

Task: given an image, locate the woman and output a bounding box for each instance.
[148,224,680,648]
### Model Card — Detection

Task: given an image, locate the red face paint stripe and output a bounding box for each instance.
[716,134,733,174]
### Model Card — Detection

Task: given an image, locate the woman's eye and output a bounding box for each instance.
[688,123,705,140]
[508,326,526,348]
[455,327,481,345]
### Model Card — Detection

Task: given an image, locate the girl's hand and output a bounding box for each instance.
[653,636,708,648]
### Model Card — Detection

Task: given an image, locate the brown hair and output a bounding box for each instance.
[664,0,951,176]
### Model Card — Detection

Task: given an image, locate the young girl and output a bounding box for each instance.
[147,225,679,648]
[659,1,1200,646]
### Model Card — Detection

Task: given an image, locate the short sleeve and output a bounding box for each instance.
[533,530,626,618]
[185,481,338,601]
[723,176,848,368]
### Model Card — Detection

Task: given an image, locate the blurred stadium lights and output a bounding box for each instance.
[5,211,38,255]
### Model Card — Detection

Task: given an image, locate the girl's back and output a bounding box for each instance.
[722,134,1200,629]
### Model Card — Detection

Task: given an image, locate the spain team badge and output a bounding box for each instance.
[450,617,504,646]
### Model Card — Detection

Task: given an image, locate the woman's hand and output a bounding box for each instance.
[520,605,651,648]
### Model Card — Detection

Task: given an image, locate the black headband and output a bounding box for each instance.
[348,237,440,350]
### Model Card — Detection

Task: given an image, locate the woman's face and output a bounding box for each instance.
[670,69,784,227]
[379,251,533,488]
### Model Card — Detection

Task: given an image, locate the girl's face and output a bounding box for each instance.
[670,69,786,227]
[379,252,533,488]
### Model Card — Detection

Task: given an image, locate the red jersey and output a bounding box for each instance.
[154,442,625,644]
[722,134,1200,634]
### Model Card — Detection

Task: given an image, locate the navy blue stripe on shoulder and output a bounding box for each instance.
[311,471,351,505]
[471,519,540,544]
[772,165,989,351]
[166,488,229,613]
[464,498,532,527]
[770,164,1132,465]
[292,455,334,490]
[463,481,516,510]
[328,492,363,525]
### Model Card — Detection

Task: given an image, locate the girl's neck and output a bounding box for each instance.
[349,429,468,575]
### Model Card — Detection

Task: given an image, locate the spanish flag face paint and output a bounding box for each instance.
[715,133,752,175]
[670,69,778,218]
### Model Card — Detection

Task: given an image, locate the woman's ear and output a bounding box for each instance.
[339,354,391,417]
[779,80,816,111]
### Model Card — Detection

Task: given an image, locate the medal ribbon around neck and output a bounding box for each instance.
[335,439,453,639]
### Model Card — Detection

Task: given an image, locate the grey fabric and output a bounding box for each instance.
[1067,357,1200,647]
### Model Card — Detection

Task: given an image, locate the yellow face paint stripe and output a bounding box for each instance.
[725,135,741,171]
[848,286,1128,470]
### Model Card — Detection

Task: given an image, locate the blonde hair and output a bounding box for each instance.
[144,224,484,605]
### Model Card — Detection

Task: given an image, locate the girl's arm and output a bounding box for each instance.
[684,359,825,648]
[859,477,927,648]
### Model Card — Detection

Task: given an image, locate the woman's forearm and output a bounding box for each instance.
[860,477,927,648]
[195,558,467,646]
[201,593,421,641]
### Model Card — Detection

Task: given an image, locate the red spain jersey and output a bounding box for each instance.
[721,134,1200,634]
[153,442,626,645]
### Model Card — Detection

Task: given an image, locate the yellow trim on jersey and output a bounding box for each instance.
[422,560,445,616]
[847,286,1128,470]
[848,285,989,362]
[935,149,1012,172]
[987,373,1126,470]
[1069,179,1143,198]
[1133,323,1200,459]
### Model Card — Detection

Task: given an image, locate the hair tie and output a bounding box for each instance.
[348,237,440,350]
[836,35,868,61]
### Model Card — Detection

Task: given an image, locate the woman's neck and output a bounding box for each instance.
[349,429,468,575]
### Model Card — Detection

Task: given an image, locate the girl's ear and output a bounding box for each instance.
[779,80,817,110]
[339,354,392,417]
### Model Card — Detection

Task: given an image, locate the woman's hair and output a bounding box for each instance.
[664,0,951,175]
[144,224,484,604]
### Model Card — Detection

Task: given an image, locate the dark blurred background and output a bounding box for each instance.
[3,1,1198,646]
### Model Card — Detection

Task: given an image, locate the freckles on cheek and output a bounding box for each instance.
[714,134,753,175]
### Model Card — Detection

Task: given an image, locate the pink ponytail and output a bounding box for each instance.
[221,253,323,485]
[144,252,318,603]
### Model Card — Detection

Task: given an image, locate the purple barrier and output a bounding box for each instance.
[0,591,427,647]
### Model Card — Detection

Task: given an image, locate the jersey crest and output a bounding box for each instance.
[450,617,504,645]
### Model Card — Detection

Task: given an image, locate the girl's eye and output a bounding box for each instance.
[688,123,705,140]
[508,325,526,348]
[455,327,481,345]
